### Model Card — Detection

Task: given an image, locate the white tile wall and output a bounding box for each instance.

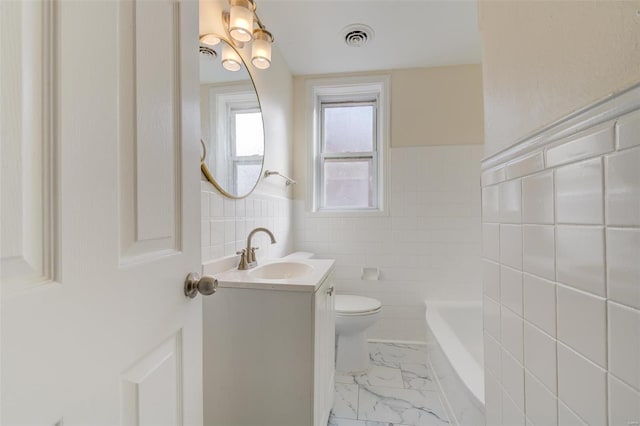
[295,145,483,341]
[556,225,605,296]
[525,371,558,426]
[606,228,640,310]
[522,171,554,224]
[523,274,556,337]
[201,181,294,265]
[523,322,557,393]
[555,158,604,225]
[482,107,640,426]
[523,225,555,280]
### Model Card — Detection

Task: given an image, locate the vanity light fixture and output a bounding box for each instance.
[221,43,242,72]
[222,0,274,70]
[199,33,221,47]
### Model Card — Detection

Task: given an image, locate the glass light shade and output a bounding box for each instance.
[229,0,254,43]
[221,44,242,72]
[251,29,272,69]
[199,33,221,46]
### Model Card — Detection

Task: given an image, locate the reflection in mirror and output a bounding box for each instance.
[200,37,264,199]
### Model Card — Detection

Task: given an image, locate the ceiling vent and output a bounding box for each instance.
[342,24,374,48]
[200,45,217,58]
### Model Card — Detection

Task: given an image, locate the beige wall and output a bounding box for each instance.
[292,65,484,199]
[392,65,484,147]
[480,0,640,158]
[199,0,294,198]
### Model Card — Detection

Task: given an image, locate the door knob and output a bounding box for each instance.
[327,286,334,296]
[184,273,218,298]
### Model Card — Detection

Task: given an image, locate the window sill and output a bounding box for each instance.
[304,208,389,218]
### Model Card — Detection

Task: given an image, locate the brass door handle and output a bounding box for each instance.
[184,273,218,298]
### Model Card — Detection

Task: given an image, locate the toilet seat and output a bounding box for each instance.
[335,295,382,316]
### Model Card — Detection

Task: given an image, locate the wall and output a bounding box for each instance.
[199,0,295,265]
[292,66,484,198]
[479,0,640,157]
[295,145,483,341]
[481,96,640,425]
[292,67,484,341]
[392,65,484,148]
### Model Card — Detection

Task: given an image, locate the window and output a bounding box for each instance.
[307,76,389,214]
[229,107,263,195]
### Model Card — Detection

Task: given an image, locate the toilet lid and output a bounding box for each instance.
[335,295,382,314]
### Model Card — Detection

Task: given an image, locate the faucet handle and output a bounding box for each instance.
[236,249,249,270]
[248,246,259,263]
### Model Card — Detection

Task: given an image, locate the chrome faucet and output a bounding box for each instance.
[237,227,276,270]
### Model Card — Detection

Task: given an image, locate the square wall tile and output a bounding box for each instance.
[555,158,603,225]
[522,171,554,224]
[499,179,522,223]
[523,274,556,337]
[201,191,210,219]
[616,108,640,150]
[483,260,501,301]
[500,224,522,270]
[483,223,500,262]
[608,301,640,390]
[605,148,640,226]
[501,306,523,362]
[502,349,525,411]
[556,226,605,296]
[484,331,502,380]
[609,374,640,426]
[524,321,557,393]
[525,371,558,426]
[501,266,523,315]
[484,296,501,340]
[485,371,503,426]
[607,228,640,310]
[210,192,224,217]
[483,185,500,223]
[523,225,555,281]
[558,400,587,426]
[557,343,607,426]
[502,390,526,426]
[557,285,607,368]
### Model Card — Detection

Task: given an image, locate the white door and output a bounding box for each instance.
[1,0,203,424]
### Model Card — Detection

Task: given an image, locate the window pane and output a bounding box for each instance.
[323,159,372,208]
[235,112,264,156]
[236,163,261,195]
[323,105,373,153]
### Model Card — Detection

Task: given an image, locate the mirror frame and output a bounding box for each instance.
[200,35,265,200]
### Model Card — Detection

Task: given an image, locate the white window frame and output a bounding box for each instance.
[305,75,390,216]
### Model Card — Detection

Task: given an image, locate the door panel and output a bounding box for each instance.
[118,0,182,262]
[0,0,56,292]
[1,0,202,424]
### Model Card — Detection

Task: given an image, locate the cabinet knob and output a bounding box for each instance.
[327,286,334,296]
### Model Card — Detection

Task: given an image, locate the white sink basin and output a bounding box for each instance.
[249,262,314,280]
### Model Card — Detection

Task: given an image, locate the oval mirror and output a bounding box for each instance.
[199,37,264,198]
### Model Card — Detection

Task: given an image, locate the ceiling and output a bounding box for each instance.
[255,0,482,75]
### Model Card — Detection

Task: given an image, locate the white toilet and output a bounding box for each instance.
[334,295,382,373]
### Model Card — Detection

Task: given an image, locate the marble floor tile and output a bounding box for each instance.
[400,363,438,391]
[334,383,359,419]
[358,385,449,426]
[369,343,429,368]
[328,415,395,426]
[355,366,405,388]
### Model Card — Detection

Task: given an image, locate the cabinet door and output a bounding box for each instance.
[314,272,336,426]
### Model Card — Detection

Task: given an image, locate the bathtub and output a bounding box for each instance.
[425,301,484,425]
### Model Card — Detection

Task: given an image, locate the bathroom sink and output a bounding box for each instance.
[248,262,314,280]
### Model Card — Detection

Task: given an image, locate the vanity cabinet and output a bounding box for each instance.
[203,269,335,426]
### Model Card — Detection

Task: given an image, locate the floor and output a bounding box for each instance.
[329,342,450,426]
